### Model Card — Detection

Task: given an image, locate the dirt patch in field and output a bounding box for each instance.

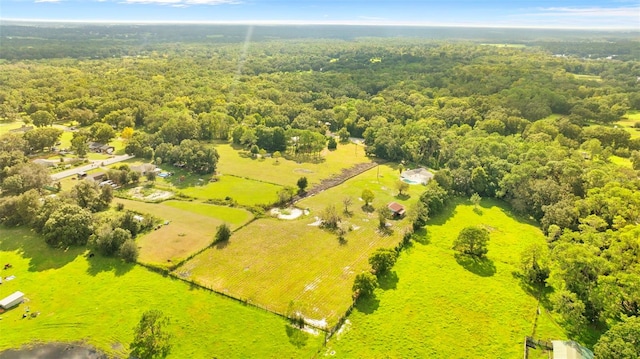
[270,207,307,220]
[0,343,107,359]
[128,186,173,201]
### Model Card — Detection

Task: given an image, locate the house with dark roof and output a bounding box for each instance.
[88,142,115,154]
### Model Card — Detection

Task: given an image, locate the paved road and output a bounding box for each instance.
[50,154,134,180]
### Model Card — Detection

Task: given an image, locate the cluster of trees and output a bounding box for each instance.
[0,170,153,262]
[154,140,219,175]
[352,247,399,300]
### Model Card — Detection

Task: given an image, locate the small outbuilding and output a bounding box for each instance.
[387,202,406,217]
[0,291,24,310]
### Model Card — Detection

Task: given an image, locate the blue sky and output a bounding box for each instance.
[1,0,639,29]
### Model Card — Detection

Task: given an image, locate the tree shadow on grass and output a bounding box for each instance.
[86,254,135,277]
[361,204,375,213]
[378,271,399,290]
[395,193,410,201]
[285,325,309,348]
[424,199,460,226]
[0,227,83,272]
[354,295,380,314]
[454,254,496,277]
[214,240,229,250]
[411,228,430,245]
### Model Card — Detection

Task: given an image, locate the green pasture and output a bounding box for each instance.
[0,121,27,135]
[114,198,253,268]
[326,198,567,358]
[481,43,527,48]
[609,155,633,169]
[572,74,602,82]
[179,174,283,206]
[178,164,423,327]
[215,141,371,187]
[617,111,640,139]
[0,227,322,358]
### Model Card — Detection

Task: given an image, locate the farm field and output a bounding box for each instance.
[326,199,567,358]
[114,198,254,268]
[0,227,322,358]
[179,174,283,206]
[215,141,371,186]
[177,164,423,327]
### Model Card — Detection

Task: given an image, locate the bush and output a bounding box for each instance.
[368,248,398,275]
[119,239,139,263]
[352,272,378,299]
[327,136,337,150]
[214,223,231,244]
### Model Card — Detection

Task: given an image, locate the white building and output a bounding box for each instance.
[0,291,24,310]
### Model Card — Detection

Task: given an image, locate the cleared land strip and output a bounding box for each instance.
[294,161,379,202]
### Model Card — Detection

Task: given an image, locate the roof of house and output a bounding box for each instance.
[552,341,594,359]
[88,172,106,180]
[88,142,114,150]
[388,202,406,214]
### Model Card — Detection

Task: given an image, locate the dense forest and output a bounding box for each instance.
[1,24,639,355]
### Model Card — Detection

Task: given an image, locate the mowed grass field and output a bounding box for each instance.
[326,198,567,358]
[0,227,322,358]
[114,198,254,268]
[215,141,371,187]
[0,121,27,135]
[179,174,283,206]
[178,164,423,327]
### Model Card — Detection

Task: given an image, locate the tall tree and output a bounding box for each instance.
[130,310,172,359]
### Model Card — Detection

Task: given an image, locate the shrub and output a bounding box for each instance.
[119,239,139,263]
[214,223,232,244]
[352,272,378,299]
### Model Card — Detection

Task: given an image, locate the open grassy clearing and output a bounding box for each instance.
[617,111,640,139]
[480,43,527,48]
[178,164,423,327]
[0,121,27,135]
[572,74,602,82]
[0,227,322,358]
[178,174,283,206]
[326,198,567,358]
[215,141,370,187]
[114,198,253,268]
[609,155,633,169]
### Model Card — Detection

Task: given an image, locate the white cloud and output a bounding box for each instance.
[537,6,640,17]
[122,0,239,5]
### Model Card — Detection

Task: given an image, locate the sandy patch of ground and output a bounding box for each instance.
[0,343,107,359]
[270,207,307,220]
[128,187,173,201]
[308,216,323,226]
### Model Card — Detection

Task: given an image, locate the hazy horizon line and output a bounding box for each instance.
[2,18,639,31]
